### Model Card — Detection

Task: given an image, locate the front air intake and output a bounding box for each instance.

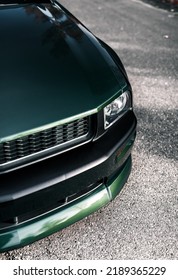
[0,117,91,166]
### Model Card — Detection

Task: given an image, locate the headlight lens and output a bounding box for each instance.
[104,91,131,129]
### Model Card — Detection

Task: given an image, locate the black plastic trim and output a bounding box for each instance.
[0,111,136,225]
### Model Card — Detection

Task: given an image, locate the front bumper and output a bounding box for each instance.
[0,156,131,252]
[0,111,136,252]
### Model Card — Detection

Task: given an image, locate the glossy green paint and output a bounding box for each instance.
[0,156,131,252]
[0,2,127,141]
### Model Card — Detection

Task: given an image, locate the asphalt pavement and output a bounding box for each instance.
[0,0,177,259]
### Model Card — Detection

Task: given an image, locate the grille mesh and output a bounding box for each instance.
[0,117,90,164]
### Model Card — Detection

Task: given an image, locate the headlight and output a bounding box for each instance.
[104,91,131,129]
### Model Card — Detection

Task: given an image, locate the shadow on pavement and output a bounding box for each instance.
[141,0,178,12]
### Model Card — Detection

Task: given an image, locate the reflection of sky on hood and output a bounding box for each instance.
[37,5,55,22]
[37,3,67,24]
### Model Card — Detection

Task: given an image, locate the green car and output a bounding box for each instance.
[0,0,137,252]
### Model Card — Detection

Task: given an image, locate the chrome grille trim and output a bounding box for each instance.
[0,117,91,166]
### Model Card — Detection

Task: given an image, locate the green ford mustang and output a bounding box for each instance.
[0,0,137,252]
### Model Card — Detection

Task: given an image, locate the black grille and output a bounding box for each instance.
[0,117,90,164]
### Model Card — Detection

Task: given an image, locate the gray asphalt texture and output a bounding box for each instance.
[0,0,178,259]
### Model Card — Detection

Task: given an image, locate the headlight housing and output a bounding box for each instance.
[104,91,131,129]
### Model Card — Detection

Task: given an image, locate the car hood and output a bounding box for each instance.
[0,2,127,140]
